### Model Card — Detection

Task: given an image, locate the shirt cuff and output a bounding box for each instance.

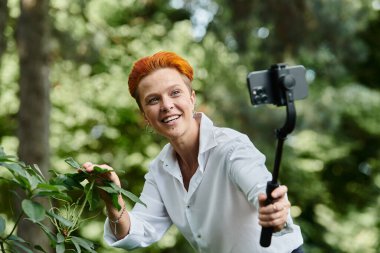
[103,211,145,249]
[273,217,294,237]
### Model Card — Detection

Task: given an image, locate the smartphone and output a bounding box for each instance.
[247,65,308,106]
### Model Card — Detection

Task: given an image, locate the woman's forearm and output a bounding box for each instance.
[105,195,131,240]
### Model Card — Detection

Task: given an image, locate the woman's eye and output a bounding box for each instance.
[147,97,159,104]
[171,90,181,96]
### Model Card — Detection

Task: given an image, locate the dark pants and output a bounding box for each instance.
[291,246,304,253]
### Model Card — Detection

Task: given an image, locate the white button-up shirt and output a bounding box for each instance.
[104,113,303,253]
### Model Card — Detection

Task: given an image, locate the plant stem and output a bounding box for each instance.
[0,241,5,253]
[5,212,23,240]
[69,181,93,235]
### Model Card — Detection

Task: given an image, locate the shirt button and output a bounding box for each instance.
[197,234,201,239]
[187,205,190,209]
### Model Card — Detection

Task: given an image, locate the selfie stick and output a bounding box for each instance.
[260,64,297,247]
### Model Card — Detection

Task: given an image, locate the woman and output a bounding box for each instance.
[83,51,304,252]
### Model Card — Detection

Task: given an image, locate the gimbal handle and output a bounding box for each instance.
[260,64,297,247]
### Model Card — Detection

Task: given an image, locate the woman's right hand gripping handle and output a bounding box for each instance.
[82,162,131,239]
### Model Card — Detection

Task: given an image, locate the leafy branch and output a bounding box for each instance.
[0,148,145,253]
[63,157,146,210]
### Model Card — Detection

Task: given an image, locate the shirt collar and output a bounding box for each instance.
[197,112,217,154]
[159,113,217,173]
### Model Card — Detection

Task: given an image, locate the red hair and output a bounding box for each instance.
[128,51,194,99]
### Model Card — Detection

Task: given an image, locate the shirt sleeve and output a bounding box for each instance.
[227,135,271,208]
[273,213,295,236]
[227,135,296,236]
[103,170,173,250]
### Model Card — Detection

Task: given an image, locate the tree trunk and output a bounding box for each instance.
[16,0,52,252]
[226,0,256,53]
[0,0,8,60]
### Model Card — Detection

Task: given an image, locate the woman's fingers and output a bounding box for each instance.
[81,162,122,203]
[258,185,291,231]
[82,162,112,174]
[259,203,289,229]
[259,201,290,220]
[81,162,120,184]
[82,162,94,172]
[258,185,288,207]
[260,199,291,214]
[271,185,288,199]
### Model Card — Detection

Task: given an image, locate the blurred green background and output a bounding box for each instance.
[0,0,379,252]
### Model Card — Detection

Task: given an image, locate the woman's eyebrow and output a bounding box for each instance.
[143,84,183,99]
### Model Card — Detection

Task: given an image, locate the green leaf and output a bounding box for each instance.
[0,216,5,234]
[83,180,101,211]
[69,172,88,184]
[8,235,27,243]
[111,193,122,211]
[46,210,73,227]
[22,199,46,223]
[1,162,26,178]
[88,186,100,211]
[56,243,65,253]
[35,183,67,193]
[36,221,56,243]
[0,154,17,163]
[34,183,72,201]
[97,185,121,210]
[35,191,72,202]
[97,186,118,194]
[7,236,34,252]
[57,232,65,243]
[97,186,121,210]
[110,183,146,207]
[51,173,85,190]
[0,176,12,183]
[34,245,48,253]
[64,157,82,170]
[84,181,94,209]
[93,165,113,174]
[10,240,34,253]
[25,173,42,191]
[71,236,96,253]
[71,237,82,253]
[27,164,46,182]
[10,176,30,190]
[37,183,63,191]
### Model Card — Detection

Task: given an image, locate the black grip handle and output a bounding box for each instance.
[260,181,280,247]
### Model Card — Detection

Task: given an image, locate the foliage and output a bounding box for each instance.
[1,0,380,252]
[0,148,143,253]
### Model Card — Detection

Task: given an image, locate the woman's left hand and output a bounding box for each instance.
[258,185,291,232]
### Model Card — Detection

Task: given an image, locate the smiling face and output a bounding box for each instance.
[137,68,197,141]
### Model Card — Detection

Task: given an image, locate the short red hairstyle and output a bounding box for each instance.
[128,51,194,99]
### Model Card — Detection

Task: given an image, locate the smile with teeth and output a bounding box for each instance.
[162,115,181,123]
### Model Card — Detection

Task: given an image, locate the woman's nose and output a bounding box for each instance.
[160,98,174,112]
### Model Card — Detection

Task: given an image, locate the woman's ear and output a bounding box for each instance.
[190,90,196,108]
